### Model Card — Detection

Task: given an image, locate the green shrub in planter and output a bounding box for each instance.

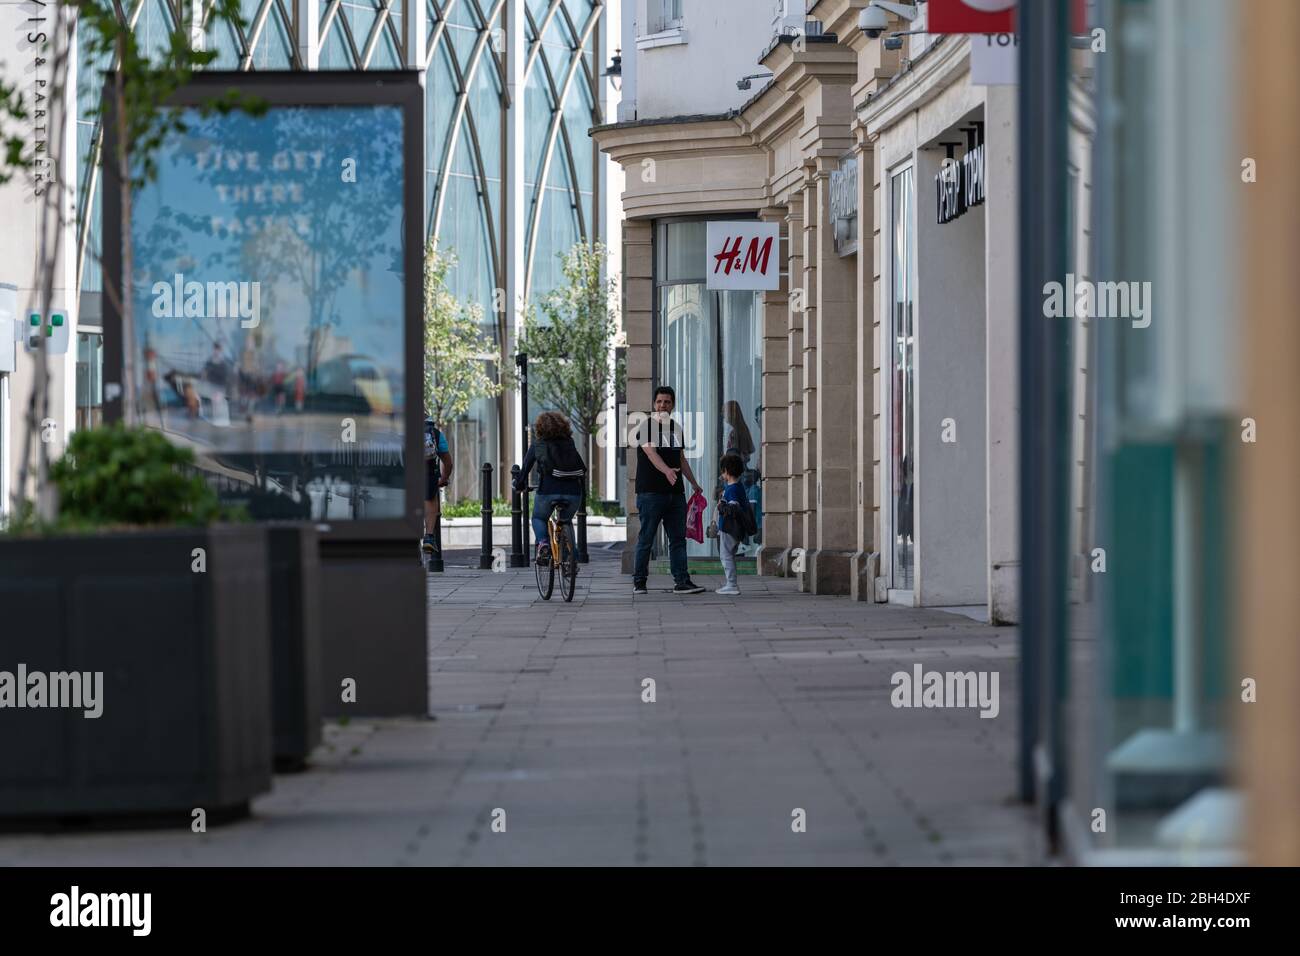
[0,424,275,824]
[50,423,225,528]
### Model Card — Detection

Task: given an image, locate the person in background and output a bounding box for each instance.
[514,411,586,565]
[723,399,756,467]
[271,361,288,414]
[632,385,705,595]
[422,417,453,553]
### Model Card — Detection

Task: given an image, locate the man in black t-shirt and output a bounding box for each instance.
[632,385,705,595]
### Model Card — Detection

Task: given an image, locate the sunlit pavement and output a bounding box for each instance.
[0,546,1039,866]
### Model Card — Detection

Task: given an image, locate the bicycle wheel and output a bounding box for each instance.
[557,525,578,602]
[534,538,555,600]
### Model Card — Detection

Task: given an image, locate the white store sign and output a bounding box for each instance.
[970,32,1018,85]
[705,221,781,291]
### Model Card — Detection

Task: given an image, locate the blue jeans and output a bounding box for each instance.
[634,492,688,585]
[532,493,578,545]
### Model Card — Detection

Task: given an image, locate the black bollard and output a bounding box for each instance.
[509,465,527,567]
[478,462,494,570]
[427,509,444,572]
[576,480,590,564]
[522,486,531,565]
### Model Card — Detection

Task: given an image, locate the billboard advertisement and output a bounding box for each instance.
[103,74,424,533]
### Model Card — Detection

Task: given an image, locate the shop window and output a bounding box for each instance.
[647,0,684,35]
[654,220,763,559]
[75,330,104,432]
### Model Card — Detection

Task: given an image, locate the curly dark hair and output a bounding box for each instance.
[534,411,572,441]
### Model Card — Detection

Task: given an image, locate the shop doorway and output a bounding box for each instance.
[655,220,764,559]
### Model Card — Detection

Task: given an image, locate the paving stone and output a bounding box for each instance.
[0,548,1037,866]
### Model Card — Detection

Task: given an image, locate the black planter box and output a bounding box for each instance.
[267,525,322,771]
[318,539,427,718]
[0,526,273,821]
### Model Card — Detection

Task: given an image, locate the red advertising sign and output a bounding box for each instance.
[928,0,1088,35]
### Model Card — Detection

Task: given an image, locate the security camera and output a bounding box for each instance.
[859,2,918,39]
[859,6,890,38]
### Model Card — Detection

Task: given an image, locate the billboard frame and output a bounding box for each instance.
[101,70,425,543]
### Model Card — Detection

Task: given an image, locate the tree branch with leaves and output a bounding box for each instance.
[517,241,624,481]
[0,1,261,521]
[423,241,512,434]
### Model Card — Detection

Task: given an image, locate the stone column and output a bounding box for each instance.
[757,205,791,576]
[806,155,857,595]
[798,168,818,592]
[620,218,654,574]
[784,193,805,570]
[985,84,1020,623]
[850,124,877,601]
[868,134,886,599]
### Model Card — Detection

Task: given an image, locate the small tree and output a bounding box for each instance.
[423,242,510,439]
[518,242,625,491]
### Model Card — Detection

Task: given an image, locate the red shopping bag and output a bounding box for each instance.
[685,490,708,543]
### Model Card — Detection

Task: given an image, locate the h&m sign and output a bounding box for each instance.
[936,142,986,225]
[706,221,781,291]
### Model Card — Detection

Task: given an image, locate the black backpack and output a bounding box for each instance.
[737,494,757,538]
[424,420,443,480]
[534,438,586,481]
[721,494,757,541]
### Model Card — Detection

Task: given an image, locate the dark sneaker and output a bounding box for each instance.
[536,544,550,566]
[632,581,648,595]
[673,580,705,595]
[421,535,435,553]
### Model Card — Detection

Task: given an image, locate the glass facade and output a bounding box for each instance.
[655,220,762,559]
[72,0,606,499]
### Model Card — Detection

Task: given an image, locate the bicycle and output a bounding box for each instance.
[530,486,579,602]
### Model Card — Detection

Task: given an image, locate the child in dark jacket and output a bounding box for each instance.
[715,453,747,595]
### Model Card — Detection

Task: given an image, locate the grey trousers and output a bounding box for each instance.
[719,531,739,589]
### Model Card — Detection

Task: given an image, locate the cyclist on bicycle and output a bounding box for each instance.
[514,411,586,565]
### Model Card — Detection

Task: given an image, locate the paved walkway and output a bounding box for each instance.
[0,547,1040,866]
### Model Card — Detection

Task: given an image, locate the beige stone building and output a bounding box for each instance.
[596,0,1021,622]
[600,0,1300,867]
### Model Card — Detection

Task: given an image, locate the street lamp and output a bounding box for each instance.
[602,50,622,91]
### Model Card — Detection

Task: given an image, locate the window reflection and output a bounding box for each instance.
[891,166,916,590]
[128,105,407,521]
[655,222,763,559]
[75,331,103,431]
